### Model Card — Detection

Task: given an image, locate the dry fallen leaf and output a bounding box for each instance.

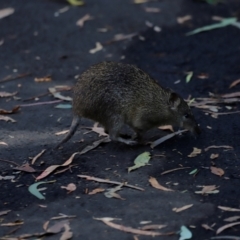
[195,185,219,194]
[0,210,11,216]
[34,76,52,82]
[188,147,202,157]
[201,224,214,231]
[216,221,240,235]
[161,167,191,175]
[47,220,69,234]
[55,130,69,136]
[88,188,105,195]
[49,87,72,101]
[229,79,240,89]
[31,149,46,165]
[133,0,151,4]
[224,216,240,222]
[0,141,8,146]
[218,206,240,212]
[94,217,174,236]
[0,105,20,114]
[89,42,103,54]
[106,33,138,44]
[210,166,224,177]
[144,7,161,13]
[84,122,108,137]
[104,184,125,200]
[205,145,233,151]
[0,115,16,122]
[177,15,192,24]
[76,14,94,27]
[0,8,14,19]
[60,223,73,240]
[61,183,77,193]
[141,224,167,230]
[1,220,24,226]
[14,163,36,173]
[210,153,219,159]
[172,204,193,213]
[36,152,80,180]
[149,177,173,191]
[0,91,17,97]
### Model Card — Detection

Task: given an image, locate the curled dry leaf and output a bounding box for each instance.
[60,223,73,240]
[0,91,17,97]
[205,145,233,151]
[84,122,108,137]
[49,87,72,101]
[89,42,103,54]
[31,149,46,165]
[0,141,8,146]
[88,188,105,195]
[210,166,224,177]
[46,220,69,234]
[0,115,16,122]
[34,76,52,82]
[202,224,214,231]
[218,206,240,212]
[0,105,20,114]
[216,222,240,235]
[104,184,125,200]
[149,177,173,191]
[229,79,240,89]
[0,8,14,19]
[61,183,77,193]
[177,15,192,24]
[76,14,94,27]
[172,204,193,213]
[36,152,80,180]
[188,147,202,157]
[210,153,219,159]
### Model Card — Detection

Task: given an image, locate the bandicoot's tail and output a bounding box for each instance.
[55,116,80,149]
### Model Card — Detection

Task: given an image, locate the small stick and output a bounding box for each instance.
[0,73,31,83]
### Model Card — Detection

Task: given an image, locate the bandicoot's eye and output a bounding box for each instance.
[184,113,190,118]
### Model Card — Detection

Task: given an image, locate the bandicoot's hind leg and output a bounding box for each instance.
[55,115,80,149]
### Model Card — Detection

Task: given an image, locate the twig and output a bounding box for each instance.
[0,73,31,83]
[78,174,144,191]
[161,167,191,175]
[20,100,63,107]
[0,159,19,166]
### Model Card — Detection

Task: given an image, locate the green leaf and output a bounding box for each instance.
[179,225,192,240]
[186,71,193,83]
[28,182,46,200]
[189,169,198,175]
[186,18,237,36]
[66,0,84,6]
[55,104,72,109]
[128,152,151,172]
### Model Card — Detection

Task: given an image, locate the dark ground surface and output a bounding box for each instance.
[1,0,240,239]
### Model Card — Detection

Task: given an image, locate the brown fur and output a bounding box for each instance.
[56,61,200,147]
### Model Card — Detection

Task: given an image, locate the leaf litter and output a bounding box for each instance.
[210,166,224,177]
[104,184,125,200]
[172,204,193,213]
[76,14,94,27]
[0,7,14,19]
[61,183,77,193]
[149,177,174,191]
[195,185,219,194]
[128,152,151,172]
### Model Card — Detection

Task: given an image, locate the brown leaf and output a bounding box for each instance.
[195,185,219,194]
[172,204,193,213]
[61,183,77,193]
[55,130,69,136]
[218,206,240,212]
[60,223,73,240]
[0,210,11,216]
[224,216,240,222]
[210,166,224,177]
[94,218,174,236]
[205,145,233,151]
[104,184,125,200]
[0,91,17,97]
[210,153,219,159]
[31,149,46,165]
[36,152,80,180]
[51,214,76,220]
[1,220,24,226]
[188,147,202,157]
[88,188,105,195]
[47,220,69,234]
[149,177,173,191]
[0,105,20,114]
[76,14,94,27]
[221,92,240,98]
[85,122,108,137]
[34,76,52,82]
[201,224,214,231]
[177,15,192,24]
[0,8,14,19]
[141,224,167,230]
[14,163,36,173]
[229,79,240,89]
[144,7,161,13]
[0,115,16,122]
[158,125,174,132]
[216,221,240,235]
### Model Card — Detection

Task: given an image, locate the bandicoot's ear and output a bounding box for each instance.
[168,92,181,110]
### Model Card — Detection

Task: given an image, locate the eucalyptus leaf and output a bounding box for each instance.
[186,72,193,83]
[55,104,72,109]
[186,18,237,36]
[179,225,192,240]
[189,169,198,175]
[28,182,46,200]
[128,152,151,172]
